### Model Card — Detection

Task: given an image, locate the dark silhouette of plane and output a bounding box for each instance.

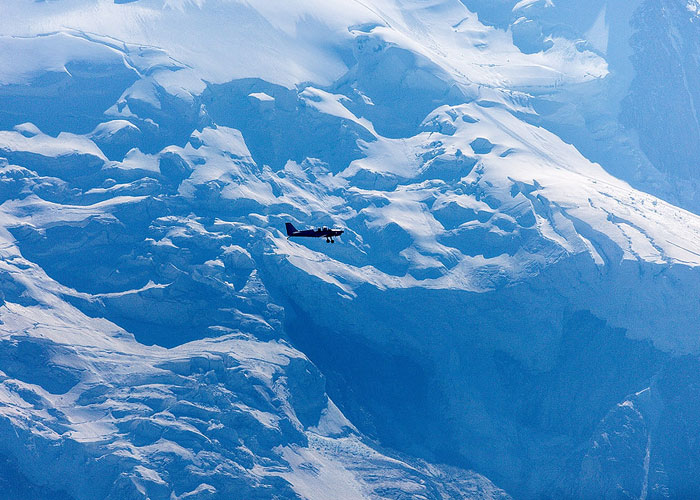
[285,223,344,243]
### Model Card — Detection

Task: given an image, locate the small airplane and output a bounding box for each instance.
[285,222,344,243]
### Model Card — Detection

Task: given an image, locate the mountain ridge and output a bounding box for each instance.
[2,0,700,498]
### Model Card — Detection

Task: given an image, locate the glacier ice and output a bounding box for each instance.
[2,0,700,498]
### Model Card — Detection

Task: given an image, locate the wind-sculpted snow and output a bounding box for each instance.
[0,228,509,499]
[2,0,700,499]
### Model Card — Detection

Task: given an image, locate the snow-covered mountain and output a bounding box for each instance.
[2,0,700,498]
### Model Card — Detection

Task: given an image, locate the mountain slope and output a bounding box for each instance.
[2,0,700,498]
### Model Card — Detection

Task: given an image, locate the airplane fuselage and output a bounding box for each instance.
[285,223,344,243]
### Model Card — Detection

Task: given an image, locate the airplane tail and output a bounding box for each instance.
[285,222,297,236]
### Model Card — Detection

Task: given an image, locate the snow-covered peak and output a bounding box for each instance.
[3,0,607,91]
[4,1,700,498]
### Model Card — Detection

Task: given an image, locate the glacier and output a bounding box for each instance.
[2,0,700,498]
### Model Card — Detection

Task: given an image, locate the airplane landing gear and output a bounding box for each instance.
[330,238,335,243]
